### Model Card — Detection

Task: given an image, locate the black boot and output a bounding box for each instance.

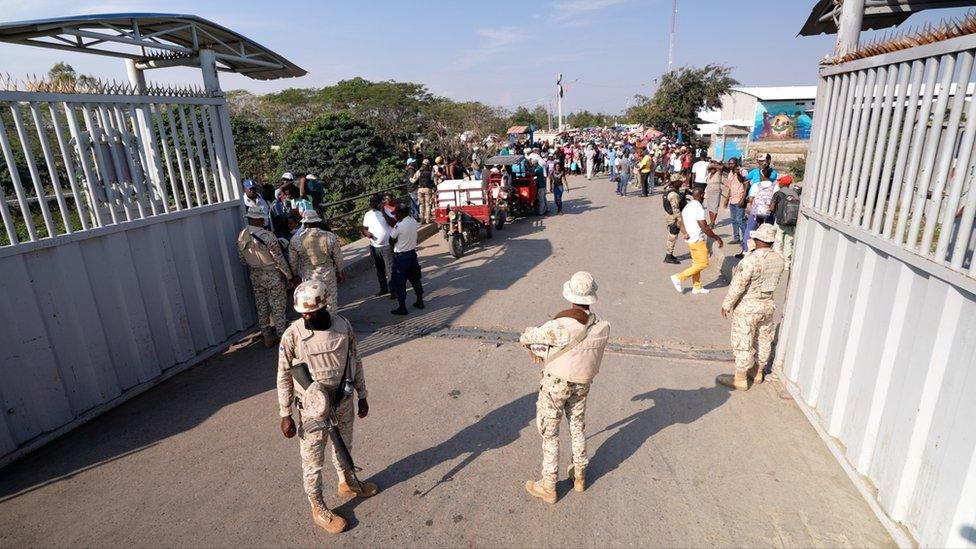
[413,297,425,309]
[664,254,680,264]
[391,299,408,315]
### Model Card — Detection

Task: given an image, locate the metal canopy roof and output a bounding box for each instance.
[799,0,976,36]
[0,13,306,80]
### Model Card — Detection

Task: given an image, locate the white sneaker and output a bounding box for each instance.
[692,287,710,295]
[669,275,683,293]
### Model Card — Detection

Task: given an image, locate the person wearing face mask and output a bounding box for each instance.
[276,281,378,535]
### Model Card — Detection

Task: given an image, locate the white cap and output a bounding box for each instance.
[562,271,598,305]
[305,174,317,180]
[280,172,295,181]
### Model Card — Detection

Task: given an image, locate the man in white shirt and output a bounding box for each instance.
[669,187,724,295]
[389,206,425,315]
[361,194,395,297]
[585,145,596,180]
[691,152,711,190]
[243,179,271,229]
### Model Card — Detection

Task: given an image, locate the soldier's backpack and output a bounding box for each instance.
[662,190,687,215]
[776,189,801,226]
[240,229,276,269]
[751,181,776,217]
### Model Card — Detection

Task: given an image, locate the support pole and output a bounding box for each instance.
[200,49,241,201]
[834,0,864,57]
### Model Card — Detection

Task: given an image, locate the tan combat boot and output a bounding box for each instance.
[309,497,346,534]
[524,479,557,504]
[338,471,379,498]
[748,363,765,384]
[716,371,749,390]
[567,465,586,492]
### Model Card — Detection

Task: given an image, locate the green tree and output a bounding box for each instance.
[231,116,278,183]
[47,62,97,90]
[627,64,737,138]
[277,113,398,219]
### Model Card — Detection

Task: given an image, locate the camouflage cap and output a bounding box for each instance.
[245,206,265,220]
[294,280,329,313]
[752,223,777,243]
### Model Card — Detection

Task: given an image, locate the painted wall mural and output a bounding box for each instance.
[752,100,813,141]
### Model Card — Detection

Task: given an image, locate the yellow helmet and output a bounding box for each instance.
[435,156,443,164]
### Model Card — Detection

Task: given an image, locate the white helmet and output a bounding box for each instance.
[294,280,329,313]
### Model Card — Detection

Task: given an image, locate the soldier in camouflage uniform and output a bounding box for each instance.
[277,281,378,534]
[238,206,298,348]
[289,211,345,312]
[520,272,611,504]
[663,174,685,264]
[718,223,785,390]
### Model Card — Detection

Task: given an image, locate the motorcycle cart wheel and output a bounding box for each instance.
[449,233,465,258]
[495,211,506,230]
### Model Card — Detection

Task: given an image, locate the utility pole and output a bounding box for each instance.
[547,102,553,132]
[667,0,677,73]
[556,73,564,131]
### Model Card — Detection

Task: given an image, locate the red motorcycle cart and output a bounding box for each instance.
[483,154,544,220]
[434,179,500,258]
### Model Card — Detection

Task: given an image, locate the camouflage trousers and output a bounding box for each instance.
[298,395,355,499]
[536,373,590,484]
[417,188,435,223]
[664,215,680,254]
[250,268,287,336]
[730,300,776,374]
[305,268,339,312]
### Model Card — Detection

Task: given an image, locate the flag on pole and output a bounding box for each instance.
[557,74,563,98]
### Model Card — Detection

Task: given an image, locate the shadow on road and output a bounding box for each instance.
[335,392,536,528]
[585,386,731,488]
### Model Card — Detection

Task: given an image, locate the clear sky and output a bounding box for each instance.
[0,0,970,113]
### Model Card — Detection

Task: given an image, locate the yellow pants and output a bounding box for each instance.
[676,239,709,289]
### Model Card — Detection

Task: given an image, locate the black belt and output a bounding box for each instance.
[394,249,416,255]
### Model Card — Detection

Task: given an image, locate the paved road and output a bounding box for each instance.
[0,174,891,547]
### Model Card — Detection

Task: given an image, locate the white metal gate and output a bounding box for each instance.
[778,31,976,548]
[0,83,253,466]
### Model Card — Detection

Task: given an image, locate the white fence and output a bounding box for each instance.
[778,33,976,548]
[0,88,240,246]
[0,88,251,465]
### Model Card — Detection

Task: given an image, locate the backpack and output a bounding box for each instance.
[663,190,687,215]
[752,181,776,217]
[776,189,801,226]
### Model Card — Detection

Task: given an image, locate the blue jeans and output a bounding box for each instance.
[408,191,419,219]
[553,185,564,211]
[538,186,548,213]
[729,204,746,241]
[617,176,630,195]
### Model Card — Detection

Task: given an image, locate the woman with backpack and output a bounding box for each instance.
[739,167,777,257]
